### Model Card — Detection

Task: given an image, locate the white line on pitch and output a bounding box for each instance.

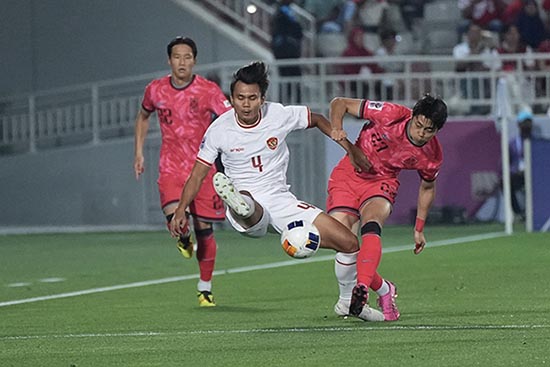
[0,231,507,308]
[1,323,547,341]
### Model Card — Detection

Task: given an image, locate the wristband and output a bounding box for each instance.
[415,217,425,232]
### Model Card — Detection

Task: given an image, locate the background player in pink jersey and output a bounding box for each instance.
[169,61,384,321]
[133,36,232,307]
[327,95,447,321]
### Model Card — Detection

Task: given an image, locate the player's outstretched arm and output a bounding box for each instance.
[170,161,211,237]
[329,97,363,140]
[133,108,151,180]
[311,112,372,172]
[414,179,436,255]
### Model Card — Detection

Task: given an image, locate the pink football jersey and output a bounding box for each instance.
[141,74,232,178]
[354,100,443,181]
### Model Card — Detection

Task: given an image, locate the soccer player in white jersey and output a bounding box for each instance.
[169,61,384,321]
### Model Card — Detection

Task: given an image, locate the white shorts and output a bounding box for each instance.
[226,189,323,238]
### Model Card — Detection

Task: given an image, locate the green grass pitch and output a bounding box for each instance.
[0,225,548,366]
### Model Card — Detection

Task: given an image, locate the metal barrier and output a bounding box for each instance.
[1,53,549,155]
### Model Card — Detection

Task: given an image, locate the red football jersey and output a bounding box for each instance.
[351,100,443,181]
[141,74,232,178]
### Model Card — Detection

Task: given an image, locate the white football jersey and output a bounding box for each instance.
[197,102,311,196]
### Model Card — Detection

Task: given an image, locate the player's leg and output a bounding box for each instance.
[311,212,382,320]
[163,203,194,259]
[213,172,253,217]
[158,174,195,259]
[330,213,361,316]
[350,197,397,318]
[189,168,226,307]
[192,219,217,307]
[267,195,383,322]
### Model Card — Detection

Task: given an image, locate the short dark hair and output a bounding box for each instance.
[412,94,448,130]
[230,61,270,97]
[167,36,197,58]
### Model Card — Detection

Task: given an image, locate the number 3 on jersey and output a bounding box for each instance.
[252,155,263,172]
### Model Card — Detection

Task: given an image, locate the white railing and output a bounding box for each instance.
[1,53,549,154]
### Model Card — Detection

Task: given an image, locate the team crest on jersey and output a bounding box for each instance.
[266,137,278,150]
[368,101,384,111]
[403,156,418,168]
[223,100,232,108]
[189,97,199,113]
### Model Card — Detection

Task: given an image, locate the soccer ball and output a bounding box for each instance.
[281,220,321,259]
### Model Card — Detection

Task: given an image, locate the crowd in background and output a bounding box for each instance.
[269,0,550,114]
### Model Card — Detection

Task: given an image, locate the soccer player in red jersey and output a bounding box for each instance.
[133,37,232,307]
[327,95,448,321]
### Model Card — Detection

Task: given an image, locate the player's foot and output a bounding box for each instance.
[213,172,251,217]
[197,291,216,307]
[334,299,384,322]
[349,283,369,317]
[377,280,400,321]
[176,229,194,259]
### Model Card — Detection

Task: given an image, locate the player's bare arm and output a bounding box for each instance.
[413,179,436,254]
[329,97,363,141]
[133,108,152,179]
[169,161,211,237]
[311,112,371,172]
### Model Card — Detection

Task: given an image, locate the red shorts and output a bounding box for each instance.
[158,166,225,222]
[326,158,399,215]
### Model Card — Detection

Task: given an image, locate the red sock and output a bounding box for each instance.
[196,232,217,282]
[370,272,383,291]
[356,234,382,287]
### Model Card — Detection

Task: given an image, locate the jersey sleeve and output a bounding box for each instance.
[359,100,410,125]
[418,141,443,182]
[196,126,220,167]
[282,105,311,132]
[141,82,156,113]
[208,85,232,117]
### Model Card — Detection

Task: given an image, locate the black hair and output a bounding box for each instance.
[167,36,197,58]
[412,94,448,130]
[230,61,270,98]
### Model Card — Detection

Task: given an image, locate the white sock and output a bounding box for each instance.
[373,280,390,296]
[334,251,358,302]
[197,279,212,292]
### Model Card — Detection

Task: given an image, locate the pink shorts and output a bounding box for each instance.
[158,166,225,222]
[326,158,399,216]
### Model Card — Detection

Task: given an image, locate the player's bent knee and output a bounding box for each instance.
[195,227,213,237]
[360,221,382,236]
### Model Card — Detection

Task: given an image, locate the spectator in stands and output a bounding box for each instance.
[375,29,404,99]
[509,110,533,221]
[341,26,385,97]
[452,22,499,114]
[339,0,369,35]
[303,0,343,34]
[458,0,507,38]
[515,0,546,49]
[356,0,390,34]
[497,24,536,71]
[271,0,303,101]
[497,24,536,113]
[535,39,550,113]
[396,0,426,32]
